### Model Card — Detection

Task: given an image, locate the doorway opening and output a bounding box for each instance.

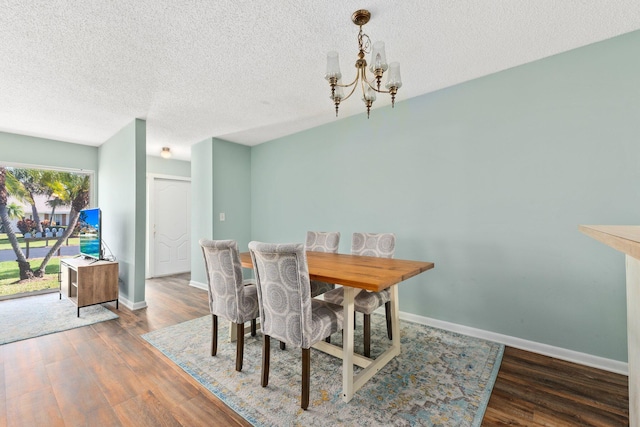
[146,175,191,278]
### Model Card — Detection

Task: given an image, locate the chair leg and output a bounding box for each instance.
[301,348,310,410]
[280,341,286,350]
[262,335,271,387]
[385,301,393,340]
[211,314,218,356]
[236,323,244,372]
[251,319,257,336]
[364,313,371,358]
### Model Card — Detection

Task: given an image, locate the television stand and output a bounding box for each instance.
[59,257,119,317]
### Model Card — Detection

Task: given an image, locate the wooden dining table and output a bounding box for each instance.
[239,251,434,402]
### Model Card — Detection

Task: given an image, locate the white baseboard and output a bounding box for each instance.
[0,288,58,301]
[184,282,628,375]
[189,280,207,291]
[118,296,148,311]
[188,279,252,292]
[399,311,628,376]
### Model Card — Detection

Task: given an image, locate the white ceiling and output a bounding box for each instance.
[2,1,640,161]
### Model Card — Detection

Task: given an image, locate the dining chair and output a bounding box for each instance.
[248,241,344,410]
[199,239,259,372]
[305,231,340,297]
[322,232,395,358]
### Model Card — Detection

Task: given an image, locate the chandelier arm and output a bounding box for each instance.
[334,74,359,89]
[361,69,390,94]
[339,81,360,102]
[360,68,368,97]
[365,79,391,94]
[362,67,389,93]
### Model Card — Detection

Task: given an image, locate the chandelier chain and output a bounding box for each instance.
[357,27,371,56]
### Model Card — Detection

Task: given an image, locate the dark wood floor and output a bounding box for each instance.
[0,274,629,426]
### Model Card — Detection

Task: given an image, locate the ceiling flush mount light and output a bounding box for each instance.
[160,147,171,159]
[325,9,402,119]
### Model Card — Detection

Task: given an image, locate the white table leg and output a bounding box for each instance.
[627,255,640,427]
[229,321,237,342]
[229,320,260,342]
[390,284,401,353]
[342,286,356,402]
[314,286,402,402]
[312,340,372,368]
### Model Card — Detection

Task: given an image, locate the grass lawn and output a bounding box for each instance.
[0,257,60,296]
[0,233,79,251]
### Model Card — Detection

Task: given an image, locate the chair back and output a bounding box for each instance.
[351,232,396,258]
[305,231,340,253]
[199,239,255,324]
[248,241,312,348]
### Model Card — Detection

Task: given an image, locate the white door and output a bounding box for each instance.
[152,178,191,276]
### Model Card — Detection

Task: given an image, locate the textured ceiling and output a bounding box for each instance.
[1,1,640,161]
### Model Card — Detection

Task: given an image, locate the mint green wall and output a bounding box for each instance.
[147,156,190,177]
[0,131,100,206]
[133,121,146,302]
[212,139,252,248]
[0,131,99,171]
[98,119,147,304]
[190,138,251,284]
[251,31,640,361]
[190,139,214,284]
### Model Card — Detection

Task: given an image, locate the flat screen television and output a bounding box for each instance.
[78,207,102,260]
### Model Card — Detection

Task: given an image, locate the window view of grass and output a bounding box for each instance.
[0,233,78,297]
[0,235,79,251]
[0,257,61,297]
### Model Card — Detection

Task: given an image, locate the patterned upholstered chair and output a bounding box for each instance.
[305,231,340,298]
[199,239,260,372]
[248,241,344,410]
[323,232,395,358]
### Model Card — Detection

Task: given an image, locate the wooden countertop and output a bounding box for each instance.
[579,225,640,260]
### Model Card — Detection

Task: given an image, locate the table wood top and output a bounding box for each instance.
[60,257,117,268]
[579,225,640,260]
[240,251,434,292]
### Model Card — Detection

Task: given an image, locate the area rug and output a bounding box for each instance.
[0,293,119,345]
[143,314,504,426]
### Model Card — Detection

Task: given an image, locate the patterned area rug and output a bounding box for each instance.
[0,293,119,345]
[143,314,504,426]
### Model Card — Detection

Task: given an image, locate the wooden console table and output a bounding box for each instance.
[59,257,119,317]
[580,225,639,426]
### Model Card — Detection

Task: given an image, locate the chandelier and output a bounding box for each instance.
[325,9,402,118]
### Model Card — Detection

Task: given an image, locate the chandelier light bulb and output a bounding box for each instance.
[160,147,172,159]
[369,41,388,73]
[363,86,377,102]
[386,62,402,90]
[325,51,342,81]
